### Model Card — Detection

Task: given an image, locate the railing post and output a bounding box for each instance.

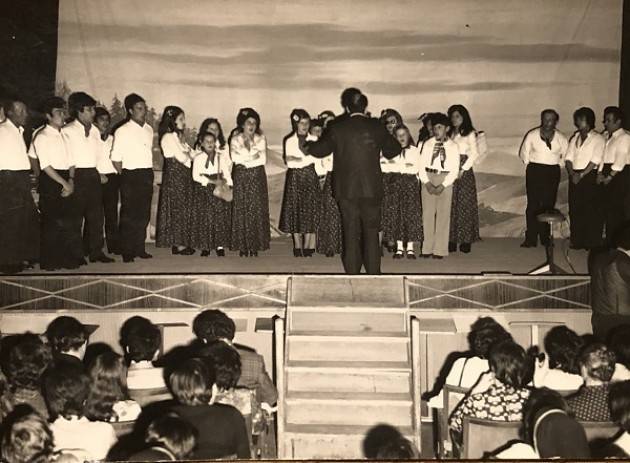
[410,316,422,455]
[274,315,286,458]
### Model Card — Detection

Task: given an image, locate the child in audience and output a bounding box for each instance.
[533,326,584,391]
[85,352,141,423]
[44,364,117,461]
[44,316,90,369]
[127,414,197,461]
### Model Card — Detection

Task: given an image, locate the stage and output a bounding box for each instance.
[19,237,589,275]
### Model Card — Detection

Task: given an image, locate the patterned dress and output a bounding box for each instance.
[156,158,194,248]
[316,172,342,255]
[381,172,399,235]
[566,384,611,421]
[449,155,481,244]
[279,164,321,234]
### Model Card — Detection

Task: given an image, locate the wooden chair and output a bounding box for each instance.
[462,417,521,459]
[111,420,135,437]
[439,384,469,457]
[128,387,172,408]
[579,421,620,441]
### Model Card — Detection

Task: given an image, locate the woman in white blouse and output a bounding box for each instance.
[279,109,321,257]
[156,106,195,255]
[191,132,233,256]
[447,105,481,254]
[229,108,270,257]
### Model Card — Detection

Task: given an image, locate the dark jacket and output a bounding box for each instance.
[305,113,401,199]
[590,249,630,315]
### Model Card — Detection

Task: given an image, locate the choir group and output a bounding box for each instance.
[0,88,628,274]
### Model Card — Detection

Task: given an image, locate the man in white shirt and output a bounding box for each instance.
[564,107,605,250]
[0,96,40,273]
[418,113,460,258]
[597,106,630,247]
[63,92,114,264]
[111,93,155,263]
[518,109,568,248]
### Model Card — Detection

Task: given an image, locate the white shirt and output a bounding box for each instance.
[160,132,192,168]
[0,119,30,171]
[50,416,117,461]
[452,132,479,171]
[427,356,489,409]
[381,145,421,175]
[229,132,267,168]
[28,124,73,170]
[614,431,630,455]
[418,137,460,187]
[601,128,630,172]
[533,359,583,392]
[61,119,104,169]
[612,363,630,382]
[314,154,333,176]
[519,128,568,166]
[111,399,141,422]
[193,149,233,187]
[110,119,154,170]
[565,130,605,170]
[127,360,167,390]
[97,134,117,174]
[284,133,316,169]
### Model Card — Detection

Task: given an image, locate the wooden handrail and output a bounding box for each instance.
[410,316,422,454]
[274,315,286,458]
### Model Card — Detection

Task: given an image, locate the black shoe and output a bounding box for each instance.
[180,247,195,256]
[201,250,210,257]
[108,247,121,256]
[432,255,444,260]
[420,254,432,259]
[137,252,153,259]
[448,242,457,253]
[90,253,115,263]
[459,243,471,254]
[123,255,135,263]
[171,246,181,255]
[216,248,225,257]
[250,251,258,257]
[386,244,396,253]
[520,241,536,248]
[406,251,416,260]
[304,249,315,257]
[239,251,247,257]
[40,265,59,272]
[76,258,87,266]
[393,251,404,259]
[293,248,303,257]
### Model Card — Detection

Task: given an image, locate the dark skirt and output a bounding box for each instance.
[0,170,39,266]
[279,165,320,234]
[382,173,423,242]
[190,182,232,251]
[230,165,270,252]
[316,172,342,255]
[449,156,481,244]
[381,172,398,234]
[156,158,194,248]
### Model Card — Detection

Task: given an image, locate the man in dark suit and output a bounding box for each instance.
[302,89,401,274]
[590,222,630,340]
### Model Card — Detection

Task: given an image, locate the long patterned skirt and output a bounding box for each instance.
[449,156,481,244]
[381,172,399,235]
[156,158,194,248]
[231,165,271,252]
[279,165,320,234]
[189,182,232,251]
[382,173,423,242]
[316,172,342,255]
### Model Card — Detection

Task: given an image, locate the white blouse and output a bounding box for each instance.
[160,132,192,168]
[284,133,316,169]
[533,360,583,392]
[427,356,489,409]
[193,150,233,187]
[230,132,267,168]
[28,124,73,170]
[452,132,479,171]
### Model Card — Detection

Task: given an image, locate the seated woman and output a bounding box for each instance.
[601,379,630,455]
[492,387,590,459]
[169,358,250,459]
[608,325,630,382]
[533,326,584,392]
[128,414,197,461]
[427,317,512,408]
[85,352,141,423]
[449,340,531,449]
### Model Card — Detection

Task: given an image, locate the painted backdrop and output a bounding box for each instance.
[56,0,622,237]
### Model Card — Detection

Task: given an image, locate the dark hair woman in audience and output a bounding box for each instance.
[128,414,198,461]
[604,380,630,456]
[280,109,320,257]
[447,104,481,254]
[156,105,195,256]
[169,358,250,459]
[533,325,584,392]
[449,339,531,450]
[85,352,141,423]
[1,411,59,463]
[229,108,270,257]
[608,324,630,382]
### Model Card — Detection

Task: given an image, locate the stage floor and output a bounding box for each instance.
[21,237,589,275]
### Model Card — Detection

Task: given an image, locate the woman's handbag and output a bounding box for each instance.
[212,153,233,202]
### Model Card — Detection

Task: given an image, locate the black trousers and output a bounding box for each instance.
[525,163,560,245]
[74,168,104,258]
[119,168,154,257]
[568,170,603,249]
[602,164,630,246]
[338,197,381,274]
[83,173,120,254]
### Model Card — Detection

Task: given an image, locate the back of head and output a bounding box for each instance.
[579,342,615,382]
[1,412,54,463]
[609,380,630,431]
[146,414,198,460]
[534,409,590,458]
[5,334,52,391]
[489,340,527,387]
[192,310,235,343]
[85,352,127,421]
[347,93,368,114]
[169,358,213,406]
[544,326,583,374]
[45,316,88,354]
[362,423,403,459]
[199,342,241,391]
[521,387,569,444]
[468,317,512,358]
[120,316,161,362]
[43,364,90,420]
[340,87,362,109]
[374,436,418,459]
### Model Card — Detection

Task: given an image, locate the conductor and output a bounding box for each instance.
[301,89,401,274]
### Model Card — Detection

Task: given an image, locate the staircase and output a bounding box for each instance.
[276,276,420,459]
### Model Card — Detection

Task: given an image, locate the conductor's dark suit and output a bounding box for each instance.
[305,113,401,274]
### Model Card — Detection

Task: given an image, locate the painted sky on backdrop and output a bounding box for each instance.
[57,0,622,153]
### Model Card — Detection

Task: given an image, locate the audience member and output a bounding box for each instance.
[169,358,250,459]
[1,411,60,463]
[43,363,116,461]
[85,351,141,423]
[362,424,405,459]
[566,342,616,421]
[533,326,584,391]
[609,325,630,381]
[127,414,197,461]
[44,316,90,369]
[374,436,419,460]
[606,380,630,455]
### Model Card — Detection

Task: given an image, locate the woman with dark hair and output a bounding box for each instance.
[85,352,140,423]
[156,105,195,255]
[229,108,270,257]
[607,380,630,455]
[449,340,531,446]
[447,104,480,254]
[196,118,227,153]
[279,109,320,257]
[533,325,584,391]
[608,325,630,381]
[128,414,198,461]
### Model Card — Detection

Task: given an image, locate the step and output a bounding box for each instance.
[286,368,411,394]
[287,336,409,363]
[290,308,407,334]
[286,360,411,369]
[289,276,405,307]
[287,391,411,401]
[285,396,412,427]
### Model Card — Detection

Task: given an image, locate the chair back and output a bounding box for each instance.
[462,417,521,459]
[440,385,469,456]
[579,421,619,441]
[111,420,135,437]
[556,389,578,397]
[129,387,172,407]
